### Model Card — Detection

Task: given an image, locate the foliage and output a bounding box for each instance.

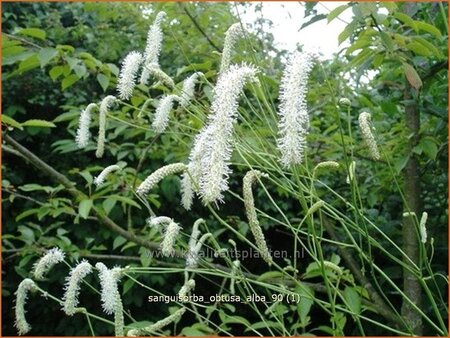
[2,2,448,337]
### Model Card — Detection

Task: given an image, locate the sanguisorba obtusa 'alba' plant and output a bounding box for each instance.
[16,8,448,338]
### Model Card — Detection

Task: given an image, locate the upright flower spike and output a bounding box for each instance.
[186,219,203,267]
[33,247,65,280]
[136,163,187,196]
[358,112,381,161]
[117,51,143,100]
[127,308,186,336]
[219,23,245,75]
[243,170,272,265]
[15,278,37,336]
[94,164,121,186]
[152,95,180,133]
[277,51,314,167]
[179,72,202,107]
[96,95,117,158]
[140,12,166,84]
[76,103,98,148]
[63,260,93,316]
[96,263,124,336]
[346,160,356,184]
[197,64,259,204]
[419,211,428,244]
[161,219,181,257]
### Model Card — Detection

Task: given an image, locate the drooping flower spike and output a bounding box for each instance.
[277,51,314,167]
[94,164,121,186]
[63,260,93,316]
[33,247,65,280]
[137,163,187,196]
[117,51,143,100]
[14,279,37,336]
[96,95,117,158]
[127,307,186,336]
[76,103,98,149]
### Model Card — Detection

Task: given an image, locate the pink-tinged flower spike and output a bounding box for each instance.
[152,95,181,133]
[140,12,166,84]
[76,103,98,148]
[136,163,187,196]
[179,72,203,108]
[96,95,117,158]
[94,164,121,186]
[63,260,93,316]
[117,51,143,100]
[14,278,37,335]
[358,112,381,160]
[199,64,259,204]
[277,51,314,167]
[33,247,65,280]
[243,170,272,265]
[219,23,245,75]
[96,263,124,337]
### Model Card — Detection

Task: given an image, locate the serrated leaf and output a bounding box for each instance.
[22,119,56,128]
[403,63,422,90]
[79,199,93,219]
[38,47,58,67]
[2,114,23,130]
[97,73,110,92]
[17,28,46,40]
[328,4,349,23]
[62,74,80,90]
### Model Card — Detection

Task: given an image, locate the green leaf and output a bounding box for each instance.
[38,47,58,67]
[79,199,93,219]
[406,42,432,57]
[2,114,23,130]
[18,54,40,73]
[328,4,349,23]
[111,195,141,209]
[3,45,26,57]
[22,119,56,128]
[257,271,285,282]
[113,236,127,249]
[49,65,64,81]
[344,286,361,314]
[415,21,442,37]
[411,36,444,59]
[379,31,394,51]
[103,197,117,215]
[62,74,80,90]
[301,14,327,30]
[403,63,422,90]
[17,28,46,40]
[393,12,418,32]
[97,73,110,92]
[419,138,438,160]
[338,20,357,45]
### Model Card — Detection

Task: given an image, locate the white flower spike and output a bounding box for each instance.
[63,260,93,316]
[117,51,143,100]
[76,103,98,148]
[277,51,314,167]
[33,247,65,280]
[180,72,202,107]
[152,95,180,133]
[94,164,121,186]
[137,163,187,196]
[96,95,117,158]
[15,278,37,336]
[220,23,245,75]
[358,112,381,161]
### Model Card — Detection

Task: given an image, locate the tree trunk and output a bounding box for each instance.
[401,83,423,335]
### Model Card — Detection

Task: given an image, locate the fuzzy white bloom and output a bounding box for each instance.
[219,23,245,75]
[187,232,212,268]
[197,64,259,204]
[346,160,356,184]
[94,164,121,186]
[339,98,351,107]
[63,260,93,316]
[185,219,203,267]
[243,170,272,265]
[76,103,98,148]
[152,95,180,133]
[358,112,381,161]
[181,129,212,210]
[419,211,428,244]
[140,12,166,84]
[161,220,181,257]
[33,247,65,280]
[127,307,186,336]
[136,163,187,196]
[117,51,143,100]
[277,51,314,167]
[95,263,123,315]
[148,216,173,231]
[15,279,37,335]
[179,72,202,107]
[178,279,195,302]
[96,95,117,158]
[144,63,175,89]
